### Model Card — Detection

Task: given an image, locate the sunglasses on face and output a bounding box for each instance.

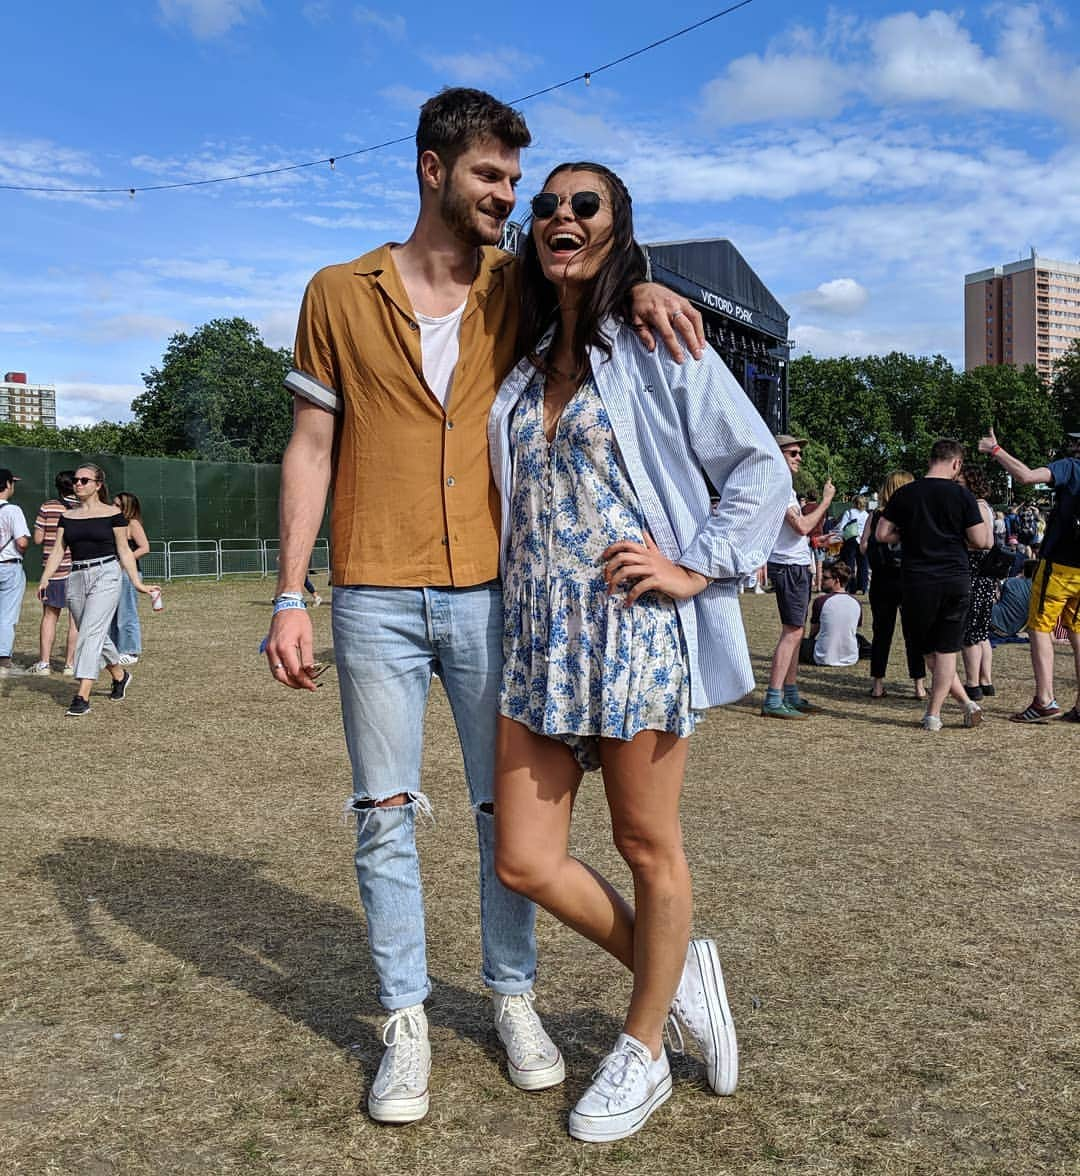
[785,449,802,458]
[531,190,603,221]
[73,477,98,485]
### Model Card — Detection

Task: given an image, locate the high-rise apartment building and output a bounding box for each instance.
[0,372,57,428]
[965,253,1080,379]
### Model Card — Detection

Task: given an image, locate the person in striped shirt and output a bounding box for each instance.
[29,470,79,675]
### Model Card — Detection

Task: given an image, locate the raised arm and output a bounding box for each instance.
[785,484,835,536]
[978,427,1052,485]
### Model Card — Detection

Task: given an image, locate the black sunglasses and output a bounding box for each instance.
[531,190,602,221]
[785,449,803,458]
[73,476,99,485]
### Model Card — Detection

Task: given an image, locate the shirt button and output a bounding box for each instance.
[442,536,449,546]
[446,420,454,429]
[446,476,455,487]
[408,321,418,331]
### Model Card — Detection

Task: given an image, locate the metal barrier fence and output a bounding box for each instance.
[147,538,330,582]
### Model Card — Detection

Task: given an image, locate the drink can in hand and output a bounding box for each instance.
[150,588,164,612]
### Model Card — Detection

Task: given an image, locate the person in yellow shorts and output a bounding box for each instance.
[979,426,1080,723]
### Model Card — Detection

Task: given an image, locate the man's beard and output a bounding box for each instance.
[441,180,503,247]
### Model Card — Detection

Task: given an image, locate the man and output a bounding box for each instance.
[0,468,31,675]
[877,439,991,731]
[761,436,835,718]
[265,88,723,1124]
[28,470,79,676]
[990,559,1038,645]
[799,560,868,667]
[979,425,1080,722]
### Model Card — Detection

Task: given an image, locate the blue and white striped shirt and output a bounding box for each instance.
[488,320,789,709]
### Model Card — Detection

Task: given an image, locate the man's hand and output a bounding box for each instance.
[602,534,709,606]
[266,608,320,691]
[629,285,705,362]
[977,427,999,455]
[822,478,836,503]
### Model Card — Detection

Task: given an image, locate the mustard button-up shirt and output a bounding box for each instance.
[286,244,520,587]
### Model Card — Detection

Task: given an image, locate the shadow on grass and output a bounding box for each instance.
[37,838,622,1085]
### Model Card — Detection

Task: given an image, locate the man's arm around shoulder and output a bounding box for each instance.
[266,399,335,691]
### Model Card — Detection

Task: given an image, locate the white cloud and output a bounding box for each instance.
[93,314,188,342]
[354,6,405,38]
[698,5,1080,126]
[800,279,870,316]
[54,382,142,426]
[702,54,853,125]
[423,47,540,84]
[158,0,262,39]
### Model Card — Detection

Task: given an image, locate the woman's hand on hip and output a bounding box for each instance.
[602,534,709,605]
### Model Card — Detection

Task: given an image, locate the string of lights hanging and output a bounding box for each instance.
[1,1,754,197]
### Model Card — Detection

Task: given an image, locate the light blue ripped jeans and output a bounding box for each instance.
[332,582,537,1011]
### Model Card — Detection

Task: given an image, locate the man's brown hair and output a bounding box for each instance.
[415,87,531,184]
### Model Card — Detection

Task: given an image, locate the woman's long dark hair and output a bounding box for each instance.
[516,162,647,372]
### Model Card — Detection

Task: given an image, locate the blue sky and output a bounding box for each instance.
[3,1,1079,425]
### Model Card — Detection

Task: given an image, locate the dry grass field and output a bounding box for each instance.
[1,580,1077,1176]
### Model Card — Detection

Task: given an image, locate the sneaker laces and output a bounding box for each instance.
[496,992,548,1060]
[380,1007,426,1089]
[589,1039,652,1108]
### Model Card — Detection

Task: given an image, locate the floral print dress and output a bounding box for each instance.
[498,372,697,771]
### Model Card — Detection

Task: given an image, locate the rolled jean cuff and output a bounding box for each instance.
[380,980,433,1012]
[484,975,536,997]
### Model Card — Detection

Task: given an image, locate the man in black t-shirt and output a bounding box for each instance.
[877,439,992,731]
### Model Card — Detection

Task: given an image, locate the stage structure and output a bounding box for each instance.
[500,226,791,433]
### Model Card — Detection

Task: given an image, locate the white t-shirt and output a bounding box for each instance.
[416,301,466,410]
[813,592,863,666]
[0,501,30,561]
[769,489,811,566]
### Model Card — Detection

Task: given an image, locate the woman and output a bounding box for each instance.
[838,494,870,593]
[38,464,160,716]
[959,463,996,699]
[860,471,926,699]
[108,491,150,664]
[488,163,788,1142]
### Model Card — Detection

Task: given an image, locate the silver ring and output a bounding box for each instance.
[671,310,686,319]
[272,662,284,670]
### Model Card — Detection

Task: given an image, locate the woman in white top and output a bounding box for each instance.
[837,494,870,593]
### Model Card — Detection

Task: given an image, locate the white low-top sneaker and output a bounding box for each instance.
[493,990,565,1090]
[367,1003,431,1124]
[669,938,738,1095]
[568,1033,671,1142]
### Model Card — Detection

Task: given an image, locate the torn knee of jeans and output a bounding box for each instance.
[474,802,495,817]
[341,791,435,828]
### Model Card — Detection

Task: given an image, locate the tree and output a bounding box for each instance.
[788,355,901,496]
[131,318,293,464]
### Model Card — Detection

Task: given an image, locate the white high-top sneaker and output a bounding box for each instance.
[493,991,565,1091]
[367,1003,431,1124]
[668,938,738,1095]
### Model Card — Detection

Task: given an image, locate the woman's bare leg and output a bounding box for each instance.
[600,730,691,1055]
[494,717,635,969]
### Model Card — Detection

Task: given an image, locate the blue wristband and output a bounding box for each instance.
[272,598,307,615]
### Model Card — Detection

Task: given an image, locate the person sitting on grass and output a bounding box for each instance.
[990,560,1037,644]
[799,560,870,667]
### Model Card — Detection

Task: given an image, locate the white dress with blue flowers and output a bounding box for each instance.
[498,372,697,770]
